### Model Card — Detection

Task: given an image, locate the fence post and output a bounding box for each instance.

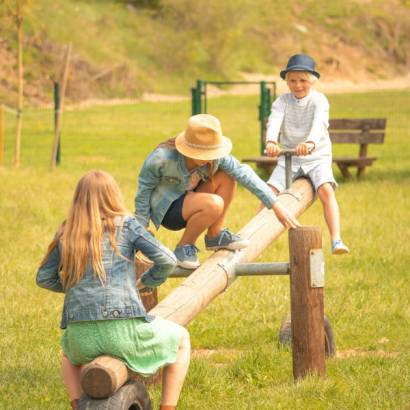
[288,226,325,379]
[53,81,61,165]
[259,81,269,156]
[0,105,4,165]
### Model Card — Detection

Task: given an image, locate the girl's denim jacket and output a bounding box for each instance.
[36,215,176,329]
[135,147,278,229]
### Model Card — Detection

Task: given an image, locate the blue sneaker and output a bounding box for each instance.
[205,228,249,251]
[174,244,200,269]
[332,239,349,255]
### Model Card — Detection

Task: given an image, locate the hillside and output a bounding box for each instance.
[1,0,410,106]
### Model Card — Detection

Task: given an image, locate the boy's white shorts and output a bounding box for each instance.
[267,161,337,192]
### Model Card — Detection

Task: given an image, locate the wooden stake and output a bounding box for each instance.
[50,43,71,169]
[14,0,23,168]
[288,226,325,379]
[0,105,4,165]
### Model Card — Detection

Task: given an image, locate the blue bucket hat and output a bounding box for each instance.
[280,54,320,80]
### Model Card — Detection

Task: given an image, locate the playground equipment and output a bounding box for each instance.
[78,176,333,409]
[191,79,276,155]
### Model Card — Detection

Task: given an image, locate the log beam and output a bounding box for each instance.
[150,178,315,325]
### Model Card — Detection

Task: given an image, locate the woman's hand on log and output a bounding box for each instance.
[272,202,300,229]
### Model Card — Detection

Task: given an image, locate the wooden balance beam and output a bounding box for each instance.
[81,178,319,398]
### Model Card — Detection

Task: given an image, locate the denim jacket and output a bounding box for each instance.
[135,147,278,229]
[36,215,176,329]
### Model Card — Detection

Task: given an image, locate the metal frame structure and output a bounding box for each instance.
[191,79,276,155]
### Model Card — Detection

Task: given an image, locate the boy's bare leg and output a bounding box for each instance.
[317,183,341,240]
[179,171,235,244]
[161,327,191,407]
[61,355,82,407]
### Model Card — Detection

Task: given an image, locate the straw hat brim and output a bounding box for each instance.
[175,131,232,161]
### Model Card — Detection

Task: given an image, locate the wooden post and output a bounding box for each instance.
[288,226,325,379]
[14,1,24,168]
[0,105,4,165]
[51,43,71,169]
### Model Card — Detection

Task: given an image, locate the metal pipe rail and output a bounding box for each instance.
[170,262,290,278]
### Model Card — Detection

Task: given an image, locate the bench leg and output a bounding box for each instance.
[337,163,352,179]
[357,166,366,178]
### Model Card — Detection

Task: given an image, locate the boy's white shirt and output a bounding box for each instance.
[266,89,332,172]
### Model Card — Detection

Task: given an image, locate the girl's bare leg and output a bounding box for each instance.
[161,327,191,407]
[61,355,82,407]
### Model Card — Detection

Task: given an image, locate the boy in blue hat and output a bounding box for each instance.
[264,54,349,254]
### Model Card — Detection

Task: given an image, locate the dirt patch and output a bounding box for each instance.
[336,349,399,359]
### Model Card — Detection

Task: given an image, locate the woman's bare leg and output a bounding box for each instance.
[179,171,236,244]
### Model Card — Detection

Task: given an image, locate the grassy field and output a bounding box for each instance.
[0,90,409,409]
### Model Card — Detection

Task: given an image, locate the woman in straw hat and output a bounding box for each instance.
[135,114,299,269]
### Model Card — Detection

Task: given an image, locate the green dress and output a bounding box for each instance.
[61,316,183,376]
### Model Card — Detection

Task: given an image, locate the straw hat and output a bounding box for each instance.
[175,114,232,160]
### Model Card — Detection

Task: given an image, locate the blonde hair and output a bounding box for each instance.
[285,71,318,84]
[41,170,128,290]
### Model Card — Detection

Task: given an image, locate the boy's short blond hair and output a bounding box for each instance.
[285,71,318,84]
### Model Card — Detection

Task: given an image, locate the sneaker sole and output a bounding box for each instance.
[176,260,200,269]
[332,248,349,255]
[206,240,250,251]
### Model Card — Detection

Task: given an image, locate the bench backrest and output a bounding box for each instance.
[329,118,386,144]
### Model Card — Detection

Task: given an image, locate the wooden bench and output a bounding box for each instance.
[243,118,387,178]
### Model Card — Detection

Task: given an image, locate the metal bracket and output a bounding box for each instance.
[310,249,325,288]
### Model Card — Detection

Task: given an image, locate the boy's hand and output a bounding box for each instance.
[296,142,315,156]
[265,141,280,157]
[272,202,300,229]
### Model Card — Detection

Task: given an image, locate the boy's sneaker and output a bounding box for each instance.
[205,228,249,251]
[332,239,349,255]
[174,244,200,269]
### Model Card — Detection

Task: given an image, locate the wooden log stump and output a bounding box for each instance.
[80,355,128,399]
[288,226,325,379]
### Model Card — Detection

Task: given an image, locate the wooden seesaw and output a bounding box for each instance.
[78,177,331,409]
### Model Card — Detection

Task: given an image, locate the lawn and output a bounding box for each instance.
[0,90,409,409]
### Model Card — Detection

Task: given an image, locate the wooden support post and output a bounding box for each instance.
[288,226,325,379]
[0,105,4,165]
[14,1,23,168]
[51,43,71,169]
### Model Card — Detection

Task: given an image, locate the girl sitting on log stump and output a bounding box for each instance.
[37,170,190,410]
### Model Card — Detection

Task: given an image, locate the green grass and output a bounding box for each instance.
[0,90,409,409]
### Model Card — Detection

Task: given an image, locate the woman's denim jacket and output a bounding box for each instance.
[36,215,176,329]
[135,147,278,229]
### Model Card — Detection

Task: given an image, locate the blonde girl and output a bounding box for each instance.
[37,170,190,410]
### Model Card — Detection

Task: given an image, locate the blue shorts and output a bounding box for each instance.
[161,193,187,231]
